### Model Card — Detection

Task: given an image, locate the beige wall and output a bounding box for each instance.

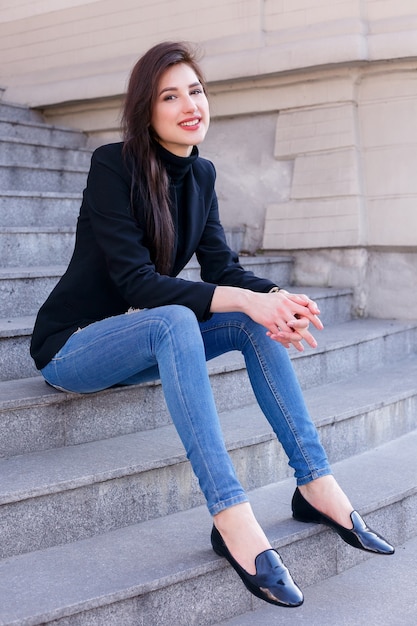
[1,0,416,106]
[1,0,416,317]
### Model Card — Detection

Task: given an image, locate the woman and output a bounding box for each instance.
[30,41,394,609]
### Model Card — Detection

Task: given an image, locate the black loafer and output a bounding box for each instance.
[211,525,304,607]
[292,487,395,555]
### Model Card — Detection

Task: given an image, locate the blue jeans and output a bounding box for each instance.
[41,305,331,515]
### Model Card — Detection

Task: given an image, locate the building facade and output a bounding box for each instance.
[1,0,416,318]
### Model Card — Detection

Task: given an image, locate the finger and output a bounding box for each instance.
[287,293,321,317]
[290,314,323,332]
[288,316,309,329]
[281,326,318,349]
[266,331,291,348]
[290,308,323,331]
[292,326,318,349]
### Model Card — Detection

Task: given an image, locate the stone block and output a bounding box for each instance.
[359,98,417,148]
[263,197,361,250]
[275,103,357,159]
[366,0,417,21]
[291,149,360,199]
[367,197,417,246]
[358,64,417,102]
[363,145,417,197]
[367,250,417,319]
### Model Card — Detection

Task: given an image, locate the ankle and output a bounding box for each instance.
[213,503,271,574]
[298,476,354,528]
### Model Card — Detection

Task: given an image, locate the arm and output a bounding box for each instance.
[193,160,322,350]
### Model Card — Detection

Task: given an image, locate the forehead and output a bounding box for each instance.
[158,63,200,88]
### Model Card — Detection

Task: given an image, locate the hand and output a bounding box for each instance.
[249,289,323,352]
[210,286,323,352]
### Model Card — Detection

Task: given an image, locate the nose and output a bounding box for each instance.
[183,94,198,112]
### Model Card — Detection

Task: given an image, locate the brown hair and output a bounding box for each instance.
[122,41,207,274]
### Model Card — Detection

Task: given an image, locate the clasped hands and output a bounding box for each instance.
[261,289,323,352]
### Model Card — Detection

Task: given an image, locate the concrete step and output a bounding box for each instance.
[215,533,417,626]
[0,431,415,625]
[0,137,92,169]
[0,191,81,227]
[0,117,88,149]
[0,103,87,225]
[0,355,416,559]
[0,315,38,379]
[0,314,415,385]
[0,161,88,192]
[0,267,63,317]
[0,101,44,123]
[0,227,76,267]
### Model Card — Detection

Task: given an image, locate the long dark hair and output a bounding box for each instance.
[122,41,207,274]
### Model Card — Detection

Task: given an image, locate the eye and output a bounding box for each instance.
[163,94,176,101]
[190,88,203,95]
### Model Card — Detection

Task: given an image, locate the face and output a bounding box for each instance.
[151,62,210,157]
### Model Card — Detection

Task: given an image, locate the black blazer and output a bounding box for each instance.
[30,142,276,369]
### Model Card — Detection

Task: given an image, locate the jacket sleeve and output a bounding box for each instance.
[84,144,217,320]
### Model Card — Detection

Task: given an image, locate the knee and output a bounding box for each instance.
[154,305,203,352]
[226,312,266,351]
[161,304,198,325]
[158,305,200,336]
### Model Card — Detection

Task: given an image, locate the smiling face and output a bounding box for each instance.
[151,62,210,157]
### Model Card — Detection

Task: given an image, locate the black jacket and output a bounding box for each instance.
[30,142,276,370]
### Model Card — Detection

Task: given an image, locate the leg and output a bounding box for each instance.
[200,313,353,527]
[40,306,306,603]
[201,312,394,554]
[41,306,248,515]
[200,312,331,483]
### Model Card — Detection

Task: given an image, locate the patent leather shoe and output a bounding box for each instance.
[211,525,304,607]
[292,487,395,555]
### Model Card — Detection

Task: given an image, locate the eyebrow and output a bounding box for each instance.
[159,81,201,96]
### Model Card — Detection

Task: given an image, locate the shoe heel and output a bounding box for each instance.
[211,526,226,557]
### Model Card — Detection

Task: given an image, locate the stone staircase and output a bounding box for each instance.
[0,100,416,625]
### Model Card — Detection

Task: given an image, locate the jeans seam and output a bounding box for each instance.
[163,318,222,506]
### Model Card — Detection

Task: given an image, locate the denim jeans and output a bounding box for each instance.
[41,305,331,515]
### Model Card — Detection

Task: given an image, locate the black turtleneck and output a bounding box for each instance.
[155,141,199,181]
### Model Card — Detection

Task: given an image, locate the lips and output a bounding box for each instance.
[179,117,201,128]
